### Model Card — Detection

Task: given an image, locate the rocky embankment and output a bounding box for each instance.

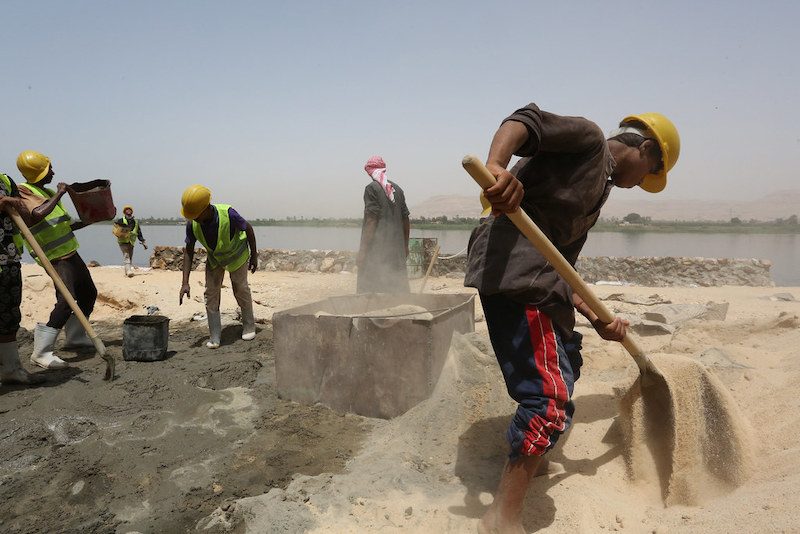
[149,246,773,287]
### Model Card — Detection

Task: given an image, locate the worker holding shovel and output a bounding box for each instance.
[15,151,97,370]
[113,205,147,277]
[0,172,44,385]
[464,103,679,533]
[179,185,258,348]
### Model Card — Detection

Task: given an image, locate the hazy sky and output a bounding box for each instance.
[1,1,798,219]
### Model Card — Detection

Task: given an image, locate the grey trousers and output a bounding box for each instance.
[119,243,134,262]
[204,262,255,332]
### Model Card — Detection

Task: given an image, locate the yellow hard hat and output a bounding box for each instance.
[181,184,211,219]
[620,113,680,193]
[479,191,491,218]
[16,150,51,183]
[123,205,134,213]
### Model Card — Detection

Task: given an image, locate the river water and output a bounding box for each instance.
[33,224,799,286]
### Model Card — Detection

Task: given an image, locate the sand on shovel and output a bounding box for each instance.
[619,353,755,506]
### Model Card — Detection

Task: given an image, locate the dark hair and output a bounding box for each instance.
[609,132,663,172]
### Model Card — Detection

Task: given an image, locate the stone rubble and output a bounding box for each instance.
[149,246,774,287]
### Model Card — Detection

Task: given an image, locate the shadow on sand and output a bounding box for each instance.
[449,392,623,532]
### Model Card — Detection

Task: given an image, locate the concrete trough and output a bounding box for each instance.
[274,293,476,419]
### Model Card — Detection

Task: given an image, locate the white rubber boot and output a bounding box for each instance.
[206,311,222,349]
[123,253,133,277]
[62,314,95,350]
[30,324,68,369]
[240,302,256,341]
[1,342,45,385]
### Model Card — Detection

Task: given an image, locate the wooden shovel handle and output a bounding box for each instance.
[462,156,649,373]
[8,208,113,379]
[417,244,440,294]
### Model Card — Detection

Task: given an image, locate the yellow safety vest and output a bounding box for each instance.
[0,173,24,260]
[117,216,139,244]
[18,182,79,265]
[192,204,249,272]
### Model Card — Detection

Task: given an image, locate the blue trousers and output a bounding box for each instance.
[481,293,583,458]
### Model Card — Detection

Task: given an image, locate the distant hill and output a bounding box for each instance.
[410,189,800,221]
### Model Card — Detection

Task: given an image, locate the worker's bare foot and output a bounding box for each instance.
[478,508,525,534]
[535,459,565,477]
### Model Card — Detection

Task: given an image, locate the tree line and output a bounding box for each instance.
[101,214,799,233]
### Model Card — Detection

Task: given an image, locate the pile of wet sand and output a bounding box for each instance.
[0,321,368,533]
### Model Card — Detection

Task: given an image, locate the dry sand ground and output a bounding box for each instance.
[1,265,799,533]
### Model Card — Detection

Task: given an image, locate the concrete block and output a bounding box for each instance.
[274,293,475,419]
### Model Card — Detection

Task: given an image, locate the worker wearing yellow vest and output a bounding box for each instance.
[179,185,258,348]
[113,205,147,277]
[15,151,97,370]
[0,172,45,385]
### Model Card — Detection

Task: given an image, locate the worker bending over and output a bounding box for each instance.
[15,151,97,370]
[179,185,257,348]
[464,103,679,533]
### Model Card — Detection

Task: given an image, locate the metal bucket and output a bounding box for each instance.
[122,315,170,361]
[67,179,117,224]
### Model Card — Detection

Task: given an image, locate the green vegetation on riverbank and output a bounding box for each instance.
[109,215,800,234]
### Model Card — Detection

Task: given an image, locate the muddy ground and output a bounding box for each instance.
[0,320,368,534]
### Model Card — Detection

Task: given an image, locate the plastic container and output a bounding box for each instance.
[67,179,117,224]
[122,315,170,361]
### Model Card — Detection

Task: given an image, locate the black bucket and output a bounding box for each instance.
[123,315,170,361]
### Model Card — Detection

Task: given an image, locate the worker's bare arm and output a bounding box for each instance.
[30,182,68,224]
[484,121,527,213]
[179,246,194,304]
[0,195,27,216]
[245,222,258,273]
[572,292,629,342]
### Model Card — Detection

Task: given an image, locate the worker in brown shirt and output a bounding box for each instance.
[465,103,680,533]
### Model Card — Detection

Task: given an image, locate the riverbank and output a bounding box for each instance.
[42,226,799,285]
[2,266,798,533]
[148,246,775,287]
